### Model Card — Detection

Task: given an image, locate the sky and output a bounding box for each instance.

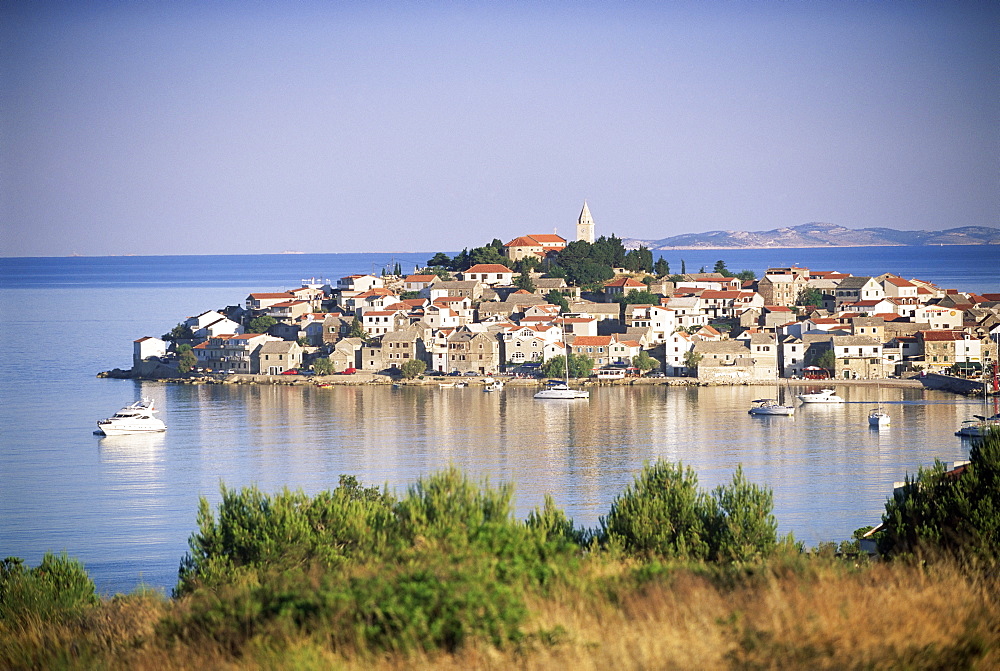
[2,0,997,257]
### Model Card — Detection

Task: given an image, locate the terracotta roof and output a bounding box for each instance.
[250,292,294,299]
[573,336,614,346]
[505,236,542,247]
[920,330,964,341]
[604,277,645,288]
[526,234,566,245]
[884,277,915,287]
[404,274,436,282]
[465,264,513,273]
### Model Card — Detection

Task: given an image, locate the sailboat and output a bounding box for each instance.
[956,364,1000,438]
[868,374,890,428]
[534,337,589,400]
[749,359,795,416]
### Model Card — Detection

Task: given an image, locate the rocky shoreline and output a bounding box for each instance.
[98,367,946,391]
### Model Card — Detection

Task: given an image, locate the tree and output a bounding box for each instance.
[515,271,535,293]
[653,257,670,277]
[713,260,734,277]
[513,257,539,274]
[312,357,334,375]
[632,351,658,374]
[877,428,1000,560]
[683,349,703,374]
[545,290,570,313]
[247,315,276,334]
[601,459,709,560]
[681,259,686,274]
[427,252,452,267]
[703,466,778,562]
[348,317,365,339]
[735,269,756,283]
[399,359,427,379]
[163,322,194,341]
[541,353,593,379]
[177,344,197,375]
[815,349,836,372]
[796,287,824,308]
[469,244,506,267]
[618,289,660,306]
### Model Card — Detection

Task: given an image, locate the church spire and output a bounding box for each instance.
[577,201,595,243]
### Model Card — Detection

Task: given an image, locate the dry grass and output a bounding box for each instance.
[4,558,998,671]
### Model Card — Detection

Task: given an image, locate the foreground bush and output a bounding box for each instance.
[601,460,778,562]
[878,427,1000,560]
[0,553,98,624]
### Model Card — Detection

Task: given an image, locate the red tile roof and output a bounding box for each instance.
[465,264,514,274]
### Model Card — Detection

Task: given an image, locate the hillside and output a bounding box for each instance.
[624,223,1000,249]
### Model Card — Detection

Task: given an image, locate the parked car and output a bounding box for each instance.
[448,370,463,376]
[341,367,357,375]
[464,371,478,376]
[280,369,299,375]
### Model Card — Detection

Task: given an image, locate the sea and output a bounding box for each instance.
[1,246,997,597]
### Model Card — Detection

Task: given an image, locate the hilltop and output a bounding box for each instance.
[625,223,1000,249]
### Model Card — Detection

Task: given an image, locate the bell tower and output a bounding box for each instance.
[577,201,595,243]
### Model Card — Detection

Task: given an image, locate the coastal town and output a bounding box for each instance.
[125,204,1000,389]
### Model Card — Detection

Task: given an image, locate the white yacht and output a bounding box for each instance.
[797,388,845,404]
[748,398,795,416]
[96,398,166,436]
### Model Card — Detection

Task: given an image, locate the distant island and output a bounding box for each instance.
[625,223,1000,250]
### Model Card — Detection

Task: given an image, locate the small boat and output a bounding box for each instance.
[534,335,589,400]
[483,380,504,392]
[748,398,795,416]
[868,376,890,428]
[797,388,844,404]
[534,383,590,399]
[96,398,166,435]
[438,382,456,388]
[868,408,891,428]
[955,414,1000,438]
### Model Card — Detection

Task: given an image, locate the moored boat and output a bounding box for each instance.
[868,408,891,428]
[96,398,166,435]
[748,398,795,416]
[797,388,844,404]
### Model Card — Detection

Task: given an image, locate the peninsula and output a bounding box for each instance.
[117,205,999,392]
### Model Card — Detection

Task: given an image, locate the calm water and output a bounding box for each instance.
[1,248,996,596]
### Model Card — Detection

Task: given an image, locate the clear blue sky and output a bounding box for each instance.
[2,1,997,257]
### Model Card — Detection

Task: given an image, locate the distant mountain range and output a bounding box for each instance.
[624,223,1000,250]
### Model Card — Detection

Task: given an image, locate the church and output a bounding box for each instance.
[503,202,596,261]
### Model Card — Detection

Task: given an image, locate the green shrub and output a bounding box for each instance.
[0,553,98,624]
[165,557,528,654]
[394,466,515,549]
[878,427,1000,560]
[704,465,778,562]
[601,459,709,560]
[177,476,396,594]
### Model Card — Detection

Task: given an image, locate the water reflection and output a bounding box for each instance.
[15,381,976,596]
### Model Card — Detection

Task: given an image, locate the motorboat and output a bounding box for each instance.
[748,398,795,416]
[96,398,166,436]
[483,380,504,392]
[797,388,844,404]
[868,408,891,428]
[955,414,1000,438]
